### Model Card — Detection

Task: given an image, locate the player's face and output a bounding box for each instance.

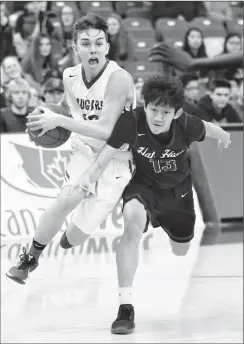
[74,29,109,70]
[187,30,202,50]
[39,37,52,56]
[145,102,177,135]
[210,87,230,109]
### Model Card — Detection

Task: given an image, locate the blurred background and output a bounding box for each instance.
[0,1,243,343]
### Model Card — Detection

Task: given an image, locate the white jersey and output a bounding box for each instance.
[63,59,136,152]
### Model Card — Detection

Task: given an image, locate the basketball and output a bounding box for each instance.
[28,103,72,149]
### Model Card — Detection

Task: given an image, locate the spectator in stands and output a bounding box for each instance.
[42,77,64,104]
[135,77,144,107]
[233,80,243,121]
[59,5,77,56]
[197,78,241,124]
[180,72,206,118]
[107,13,133,65]
[21,33,62,85]
[0,3,16,62]
[58,48,81,75]
[183,28,208,59]
[204,1,233,21]
[216,33,243,81]
[151,1,207,25]
[1,55,40,92]
[0,78,34,133]
[29,87,42,108]
[0,86,7,110]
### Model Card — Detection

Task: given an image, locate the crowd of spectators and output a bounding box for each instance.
[0,1,243,133]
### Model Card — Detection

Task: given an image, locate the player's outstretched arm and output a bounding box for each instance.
[149,43,243,72]
[203,120,231,151]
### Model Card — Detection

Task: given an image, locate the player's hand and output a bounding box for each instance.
[217,132,231,152]
[26,107,60,137]
[148,43,193,71]
[69,172,93,196]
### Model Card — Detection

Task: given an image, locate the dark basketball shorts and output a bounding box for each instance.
[122,175,196,243]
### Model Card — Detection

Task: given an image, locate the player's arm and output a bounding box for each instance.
[70,112,136,194]
[26,70,133,140]
[149,43,243,72]
[185,114,231,150]
[203,120,231,149]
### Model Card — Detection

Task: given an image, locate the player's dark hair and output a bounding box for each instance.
[73,13,108,43]
[141,75,185,111]
[208,78,231,92]
[180,73,199,88]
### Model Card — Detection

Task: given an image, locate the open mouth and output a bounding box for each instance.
[88,58,99,65]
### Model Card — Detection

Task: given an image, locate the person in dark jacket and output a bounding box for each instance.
[0,78,34,133]
[197,78,241,124]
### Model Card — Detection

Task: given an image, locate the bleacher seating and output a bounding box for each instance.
[225,18,243,36]
[155,18,189,42]
[124,60,163,79]
[126,7,152,20]
[130,37,156,61]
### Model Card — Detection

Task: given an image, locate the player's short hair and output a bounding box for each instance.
[73,13,109,43]
[141,75,185,110]
[208,78,231,92]
[180,73,199,88]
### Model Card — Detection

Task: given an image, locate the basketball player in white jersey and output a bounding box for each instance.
[7,13,136,285]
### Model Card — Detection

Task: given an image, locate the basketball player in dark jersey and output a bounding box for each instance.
[66,76,231,334]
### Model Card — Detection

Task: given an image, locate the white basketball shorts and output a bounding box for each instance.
[63,136,135,234]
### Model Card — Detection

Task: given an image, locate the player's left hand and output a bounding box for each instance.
[26,107,60,137]
[218,132,231,152]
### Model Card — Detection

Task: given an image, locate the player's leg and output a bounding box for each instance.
[6,149,91,283]
[159,184,196,256]
[111,198,147,335]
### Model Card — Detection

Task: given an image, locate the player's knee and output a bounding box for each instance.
[123,199,146,243]
[170,240,191,256]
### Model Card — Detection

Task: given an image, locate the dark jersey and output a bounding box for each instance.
[107,106,206,190]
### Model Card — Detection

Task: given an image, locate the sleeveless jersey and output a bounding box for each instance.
[63,59,136,151]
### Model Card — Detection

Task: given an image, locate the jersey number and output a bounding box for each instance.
[150,159,177,173]
[83,113,99,121]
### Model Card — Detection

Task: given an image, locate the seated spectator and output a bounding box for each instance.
[204,1,233,21]
[29,87,42,108]
[180,72,203,117]
[1,55,41,92]
[21,33,62,85]
[182,27,208,78]
[151,1,207,25]
[215,33,243,81]
[0,78,34,133]
[107,13,133,66]
[233,80,243,121]
[197,78,241,124]
[59,5,77,56]
[58,48,81,74]
[0,2,16,62]
[0,86,7,109]
[42,77,64,104]
[134,77,144,107]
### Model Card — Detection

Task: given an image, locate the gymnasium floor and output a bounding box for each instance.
[1,192,243,343]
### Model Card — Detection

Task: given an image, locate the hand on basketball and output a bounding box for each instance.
[27,107,60,137]
[218,132,231,152]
